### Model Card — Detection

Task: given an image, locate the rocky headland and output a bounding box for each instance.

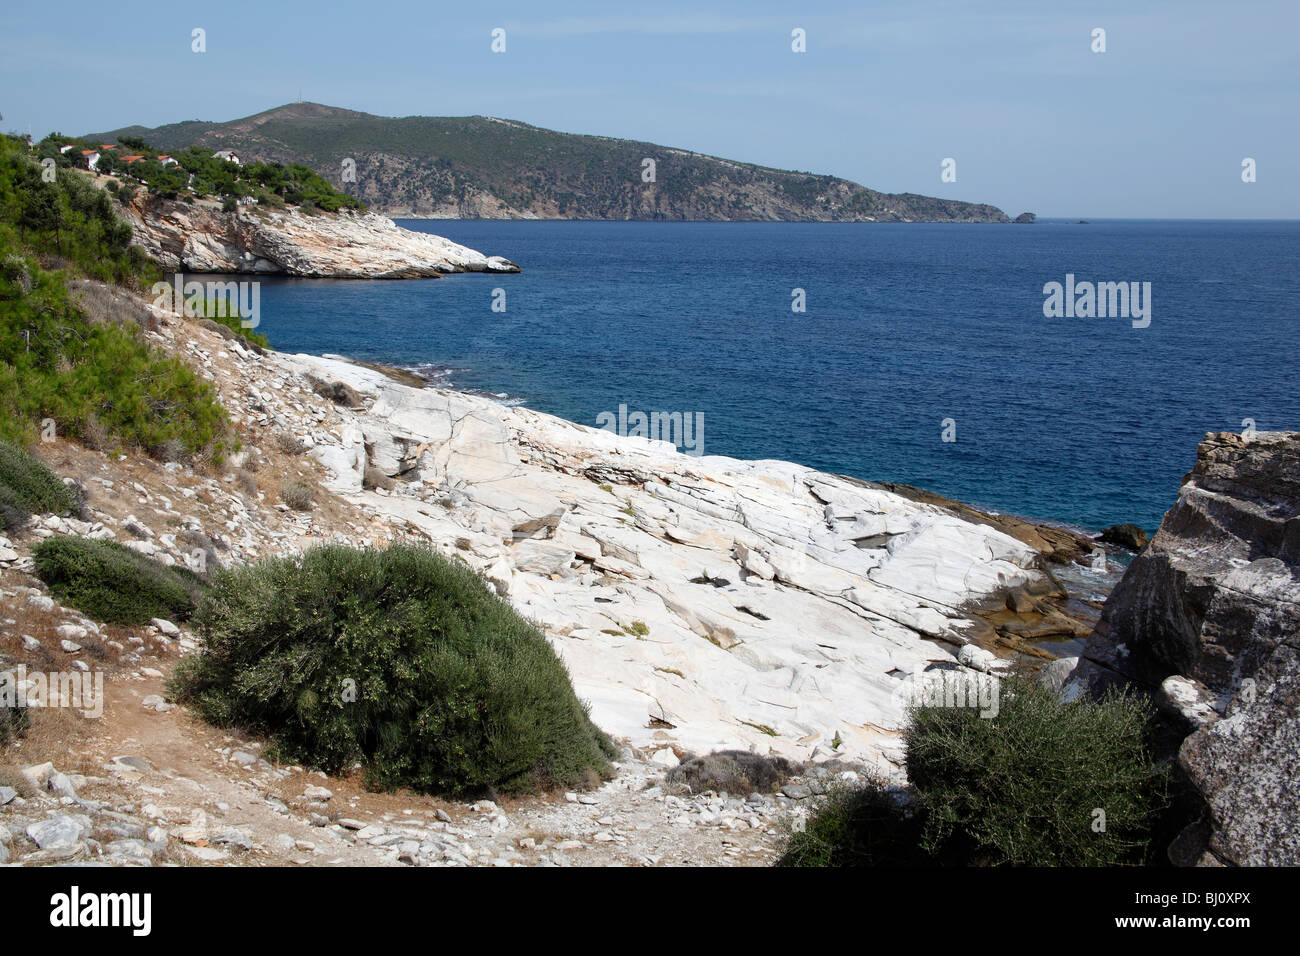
[121,194,520,278]
[96,103,1019,223]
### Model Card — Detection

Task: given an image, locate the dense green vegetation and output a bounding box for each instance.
[0,439,80,532]
[32,535,210,625]
[0,133,232,459]
[906,678,1165,865]
[3,134,158,286]
[39,133,364,212]
[780,678,1167,867]
[91,103,1011,222]
[0,247,231,457]
[171,543,616,796]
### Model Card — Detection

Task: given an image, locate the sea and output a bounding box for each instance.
[247,218,1300,534]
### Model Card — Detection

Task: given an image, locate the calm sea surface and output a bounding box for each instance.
[248,219,1300,532]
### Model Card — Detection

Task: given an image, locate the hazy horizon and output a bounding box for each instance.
[3,0,1296,219]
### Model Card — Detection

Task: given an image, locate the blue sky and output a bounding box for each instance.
[2,0,1296,218]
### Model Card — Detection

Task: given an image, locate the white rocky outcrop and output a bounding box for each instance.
[123,197,519,278]
[283,353,1045,772]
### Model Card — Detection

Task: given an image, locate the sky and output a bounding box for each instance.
[2,0,1296,218]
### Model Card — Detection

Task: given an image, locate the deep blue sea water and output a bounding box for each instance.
[249,219,1299,533]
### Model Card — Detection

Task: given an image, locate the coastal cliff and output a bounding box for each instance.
[121,194,520,278]
[1070,431,1300,865]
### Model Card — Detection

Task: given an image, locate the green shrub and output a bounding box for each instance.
[0,248,231,459]
[170,543,615,796]
[32,535,209,625]
[0,134,232,460]
[779,678,1166,867]
[0,135,159,288]
[904,677,1165,866]
[0,439,79,532]
[778,778,933,867]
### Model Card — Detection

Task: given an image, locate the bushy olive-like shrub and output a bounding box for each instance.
[780,678,1166,867]
[0,440,79,532]
[171,543,615,797]
[905,678,1165,866]
[32,535,207,625]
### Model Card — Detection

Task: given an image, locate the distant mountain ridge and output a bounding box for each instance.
[92,102,1017,223]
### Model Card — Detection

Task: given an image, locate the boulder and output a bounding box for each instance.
[1179,655,1299,865]
[1036,656,1080,696]
[311,443,365,494]
[26,814,86,851]
[512,540,575,576]
[1099,523,1149,551]
[1005,588,1036,613]
[1070,431,1300,866]
[150,617,180,637]
[21,762,56,791]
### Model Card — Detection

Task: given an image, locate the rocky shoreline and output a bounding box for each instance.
[121,195,520,278]
[276,349,1112,767]
[6,280,1290,867]
[6,295,1104,771]
[0,294,1104,867]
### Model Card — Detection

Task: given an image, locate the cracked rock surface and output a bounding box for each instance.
[285,352,1047,771]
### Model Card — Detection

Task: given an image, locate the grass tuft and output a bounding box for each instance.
[667,750,799,795]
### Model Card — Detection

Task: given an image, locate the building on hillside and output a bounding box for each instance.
[214,149,242,165]
[80,149,100,171]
